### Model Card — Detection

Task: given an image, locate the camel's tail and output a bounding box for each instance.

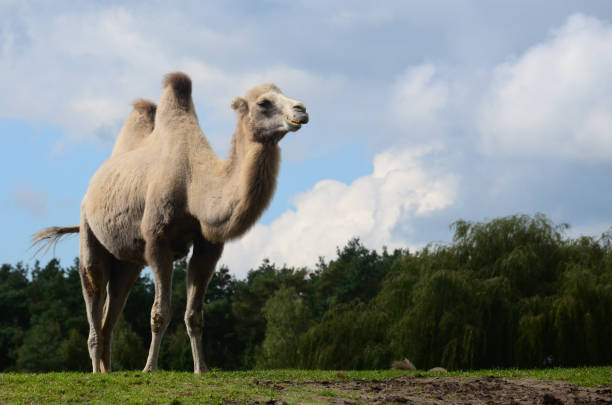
[30,225,79,258]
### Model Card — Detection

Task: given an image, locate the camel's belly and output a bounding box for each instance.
[83,153,199,264]
[84,162,148,263]
[86,199,147,263]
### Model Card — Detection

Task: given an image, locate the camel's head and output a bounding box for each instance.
[231,83,309,143]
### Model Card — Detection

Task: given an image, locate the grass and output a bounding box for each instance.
[447,366,612,387]
[0,367,610,404]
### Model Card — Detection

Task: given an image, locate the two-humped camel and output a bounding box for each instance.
[33,72,309,373]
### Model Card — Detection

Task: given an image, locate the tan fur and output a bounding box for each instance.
[32,72,309,374]
[111,99,156,156]
[30,226,80,257]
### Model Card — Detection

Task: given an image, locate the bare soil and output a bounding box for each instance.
[252,375,612,404]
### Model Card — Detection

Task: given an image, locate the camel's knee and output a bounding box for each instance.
[88,330,102,353]
[150,302,171,333]
[184,309,203,336]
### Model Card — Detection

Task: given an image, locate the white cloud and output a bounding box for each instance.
[223,147,458,276]
[387,64,450,142]
[479,14,612,160]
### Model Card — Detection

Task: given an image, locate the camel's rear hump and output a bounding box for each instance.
[111,99,157,156]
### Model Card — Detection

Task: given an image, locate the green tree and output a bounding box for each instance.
[233,260,309,368]
[297,301,390,369]
[256,286,312,368]
[2,213,612,372]
[59,328,89,371]
[112,315,147,370]
[122,273,154,341]
[16,316,64,371]
[202,267,241,369]
[16,259,87,371]
[310,239,399,315]
[0,263,29,370]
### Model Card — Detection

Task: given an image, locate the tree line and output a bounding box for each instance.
[1,214,611,372]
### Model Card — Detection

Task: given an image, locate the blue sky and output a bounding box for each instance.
[2,1,612,278]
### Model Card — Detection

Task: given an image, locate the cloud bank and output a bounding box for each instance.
[224,147,458,275]
[225,13,612,275]
[0,4,345,157]
[479,14,612,160]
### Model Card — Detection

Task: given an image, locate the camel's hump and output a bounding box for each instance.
[163,72,192,104]
[131,99,157,120]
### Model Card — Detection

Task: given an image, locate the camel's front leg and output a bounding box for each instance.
[143,239,174,372]
[185,236,224,373]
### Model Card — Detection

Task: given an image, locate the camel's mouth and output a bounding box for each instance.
[285,116,302,130]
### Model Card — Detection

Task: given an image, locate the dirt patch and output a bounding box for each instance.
[251,375,612,404]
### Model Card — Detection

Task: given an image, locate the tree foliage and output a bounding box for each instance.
[1,214,611,371]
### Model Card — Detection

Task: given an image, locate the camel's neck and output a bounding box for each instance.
[189,119,280,242]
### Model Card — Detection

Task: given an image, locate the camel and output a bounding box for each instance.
[32,72,309,373]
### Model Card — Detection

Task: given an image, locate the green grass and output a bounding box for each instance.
[446,366,612,387]
[0,367,610,404]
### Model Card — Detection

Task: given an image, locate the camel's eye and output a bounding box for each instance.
[257,99,271,108]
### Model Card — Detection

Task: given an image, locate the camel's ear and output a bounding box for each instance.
[231,97,248,115]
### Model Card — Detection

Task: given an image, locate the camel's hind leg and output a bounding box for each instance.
[79,215,112,373]
[100,261,143,372]
[142,237,174,372]
[184,235,224,373]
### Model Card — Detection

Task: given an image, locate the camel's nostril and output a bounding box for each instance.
[293,104,306,113]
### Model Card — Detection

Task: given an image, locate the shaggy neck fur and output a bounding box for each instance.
[189,110,280,242]
[225,118,280,237]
